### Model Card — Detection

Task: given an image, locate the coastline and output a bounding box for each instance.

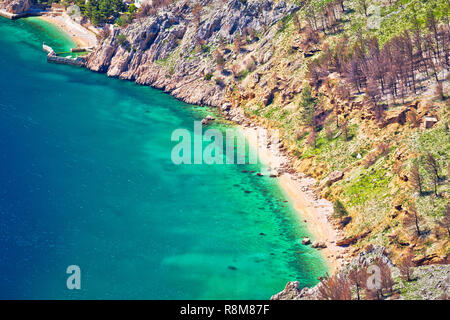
[241,125,349,274]
[1,19,326,299]
[37,14,97,48]
[37,13,346,274]
[20,10,345,276]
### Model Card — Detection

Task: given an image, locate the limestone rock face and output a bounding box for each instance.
[272,245,450,300]
[86,0,297,107]
[270,281,301,300]
[1,0,31,14]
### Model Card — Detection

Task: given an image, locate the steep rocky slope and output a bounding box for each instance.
[0,0,31,13]
[87,0,297,106]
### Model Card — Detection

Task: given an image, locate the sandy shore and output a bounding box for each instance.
[38,14,97,48]
[241,125,348,274]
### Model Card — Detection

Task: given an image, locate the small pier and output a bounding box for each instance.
[43,43,86,67]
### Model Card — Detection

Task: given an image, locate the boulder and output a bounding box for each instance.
[336,230,370,246]
[302,237,311,245]
[380,107,410,128]
[270,281,300,300]
[424,116,438,129]
[222,103,232,111]
[319,171,344,188]
[311,241,327,249]
[269,171,279,178]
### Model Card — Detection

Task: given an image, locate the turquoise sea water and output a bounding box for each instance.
[0,17,327,299]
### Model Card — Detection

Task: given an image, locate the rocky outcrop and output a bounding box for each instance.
[336,230,371,246]
[272,245,450,300]
[311,241,327,249]
[319,170,344,188]
[86,0,297,106]
[0,0,31,14]
[270,281,302,300]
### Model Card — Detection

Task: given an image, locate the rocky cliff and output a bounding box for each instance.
[0,0,31,14]
[86,0,297,106]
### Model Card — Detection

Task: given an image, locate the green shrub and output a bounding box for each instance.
[333,200,348,218]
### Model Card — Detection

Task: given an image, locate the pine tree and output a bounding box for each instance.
[299,83,317,128]
[333,200,348,218]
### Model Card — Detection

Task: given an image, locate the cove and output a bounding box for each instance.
[0,17,327,299]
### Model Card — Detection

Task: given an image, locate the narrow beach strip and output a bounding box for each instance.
[241,125,348,274]
[37,14,97,49]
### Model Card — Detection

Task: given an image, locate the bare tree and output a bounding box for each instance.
[318,273,352,300]
[356,0,369,17]
[293,12,301,33]
[325,125,334,140]
[348,267,367,300]
[410,162,423,195]
[403,204,422,237]
[192,3,202,28]
[341,120,349,140]
[234,32,243,53]
[377,258,395,296]
[306,128,317,148]
[437,205,450,236]
[406,109,421,128]
[435,82,445,100]
[214,48,225,72]
[425,153,441,196]
[399,251,415,281]
[365,287,382,300]
[426,152,441,180]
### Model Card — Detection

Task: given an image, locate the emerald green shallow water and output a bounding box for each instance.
[0,17,327,299]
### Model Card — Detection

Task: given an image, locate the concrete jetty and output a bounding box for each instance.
[43,43,86,67]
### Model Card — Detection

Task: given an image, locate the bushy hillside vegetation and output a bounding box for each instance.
[220,0,449,265]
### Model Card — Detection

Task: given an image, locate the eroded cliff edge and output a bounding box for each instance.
[86,0,296,106]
